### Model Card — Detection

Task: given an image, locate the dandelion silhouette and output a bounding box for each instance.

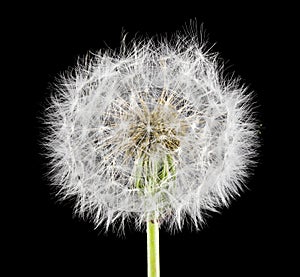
[43,26,258,277]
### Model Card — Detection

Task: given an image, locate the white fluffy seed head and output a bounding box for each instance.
[43,29,259,233]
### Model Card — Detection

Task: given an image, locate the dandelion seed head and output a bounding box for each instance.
[43,28,259,232]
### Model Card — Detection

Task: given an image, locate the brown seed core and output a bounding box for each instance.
[128,97,186,154]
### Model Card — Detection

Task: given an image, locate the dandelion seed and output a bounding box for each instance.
[43,25,259,277]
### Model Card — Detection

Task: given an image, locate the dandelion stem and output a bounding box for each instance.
[147,213,160,277]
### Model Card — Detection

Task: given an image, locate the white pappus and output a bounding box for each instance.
[43,29,258,233]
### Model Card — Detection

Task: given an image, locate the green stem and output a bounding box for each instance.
[147,213,160,277]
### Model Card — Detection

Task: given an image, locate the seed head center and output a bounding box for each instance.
[129,102,181,153]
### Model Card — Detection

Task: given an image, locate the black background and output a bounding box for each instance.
[10,2,295,276]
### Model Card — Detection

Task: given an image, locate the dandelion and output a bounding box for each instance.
[43,27,258,277]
